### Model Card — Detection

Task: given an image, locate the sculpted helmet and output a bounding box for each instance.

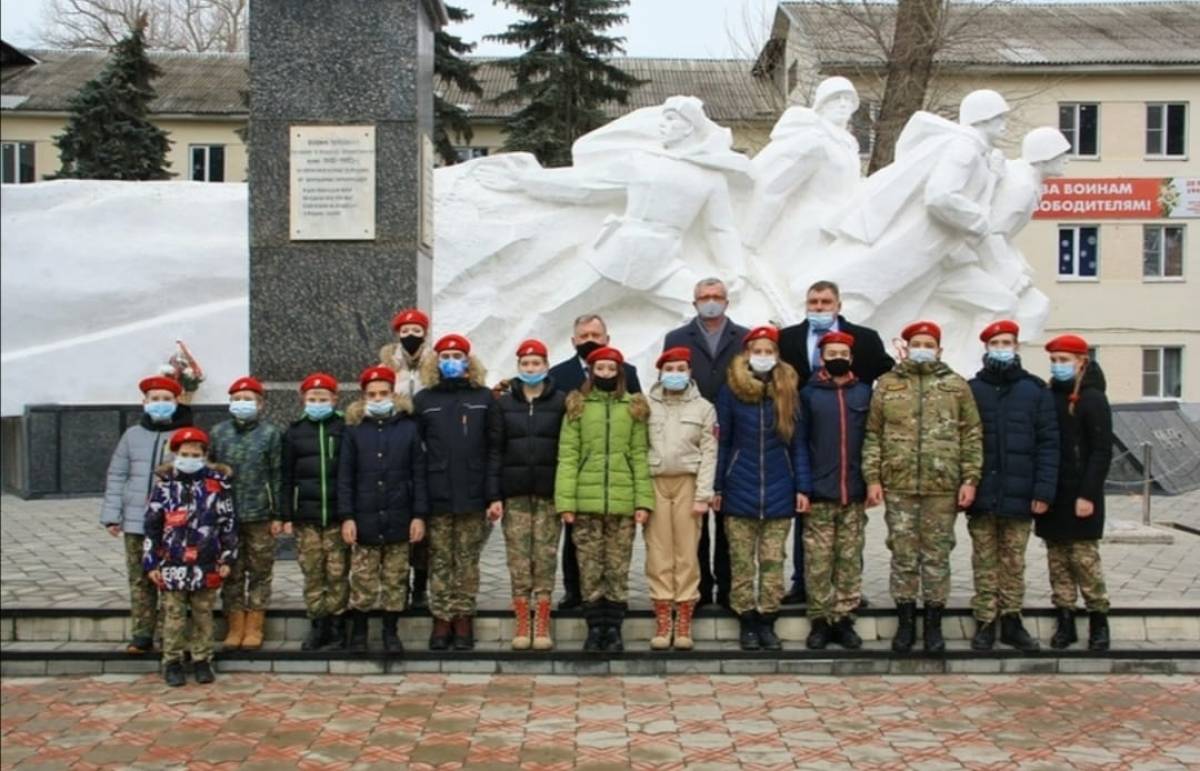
[812,76,859,113]
[958,89,1010,126]
[1021,127,1072,164]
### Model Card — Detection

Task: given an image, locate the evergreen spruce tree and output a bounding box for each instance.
[434,4,484,166]
[52,14,172,180]
[487,0,644,168]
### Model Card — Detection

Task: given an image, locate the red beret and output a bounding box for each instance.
[743,326,780,347]
[902,321,942,344]
[391,308,429,332]
[516,339,548,359]
[359,366,396,389]
[656,346,692,369]
[227,376,264,396]
[586,346,624,366]
[818,331,856,349]
[434,334,471,355]
[139,376,182,396]
[980,320,1020,343]
[169,427,209,451]
[299,372,338,393]
[1045,334,1089,355]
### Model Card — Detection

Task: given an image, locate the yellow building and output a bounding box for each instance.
[757,1,1200,403]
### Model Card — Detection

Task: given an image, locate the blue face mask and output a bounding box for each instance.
[366,399,394,417]
[985,349,1016,367]
[304,402,334,421]
[1050,362,1077,382]
[661,372,690,392]
[908,348,937,364]
[144,401,177,422]
[808,312,836,331]
[229,400,258,421]
[516,370,548,386]
[439,358,468,380]
[696,300,725,320]
[174,456,205,475]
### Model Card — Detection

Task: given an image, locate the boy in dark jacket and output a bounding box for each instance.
[101,374,193,654]
[415,334,499,651]
[1039,334,1113,651]
[487,339,567,651]
[338,366,428,653]
[143,427,237,687]
[281,372,349,651]
[795,331,872,650]
[967,321,1059,652]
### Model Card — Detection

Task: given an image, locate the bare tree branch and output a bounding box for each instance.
[39,0,247,52]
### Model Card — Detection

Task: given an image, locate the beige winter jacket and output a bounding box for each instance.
[647,381,718,502]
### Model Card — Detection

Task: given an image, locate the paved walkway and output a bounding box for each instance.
[2,492,1197,611]
[2,673,1198,770]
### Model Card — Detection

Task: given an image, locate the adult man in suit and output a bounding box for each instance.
[778,280,895,605]
[661,277,748,609]
[549,314,642,610]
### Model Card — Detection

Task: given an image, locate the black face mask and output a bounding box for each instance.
[575,341,602,361]
[825,359,852,377]
[400,334,424,356]
[592,375,619,392]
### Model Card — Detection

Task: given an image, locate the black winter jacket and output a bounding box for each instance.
[487,378,567,501]
[337,395,428,545]
[281,413,345,528]
[1036,362,1113,542]
[968,361,1060,519]
[796,370,872,505]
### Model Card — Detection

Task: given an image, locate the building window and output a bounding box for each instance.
[1058,225,1099,279]
[1,141,35,183]
[1143,347,1182,399]
[189,144,225,182]
[454,146,488,163]
[1146,103,1187,157]
[1058,103,1098,157]
[1143,225,1185,279]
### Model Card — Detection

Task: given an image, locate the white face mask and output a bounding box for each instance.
[749,355,777,374]
[174,456,205,475]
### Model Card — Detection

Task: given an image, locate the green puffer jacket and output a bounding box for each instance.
[209,417,284,523]
[862,359,983,496]
[555,389,654,515]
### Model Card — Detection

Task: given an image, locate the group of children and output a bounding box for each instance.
[104,302,1113,686]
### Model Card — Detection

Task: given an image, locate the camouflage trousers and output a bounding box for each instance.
[502,496,560,601]
[428,512,490,621]
[573,513,637,604]
[726,516,791,616]
[222,521,275,612]
[645,475,703,603]
[125,534,159,639]
[349,542,410,612]
[803,501,867,621]
[968,514,1032,622]
[1046,539,1110,613]
[161,588,216,665]
[295,524,350,618]
[884,495,957,605]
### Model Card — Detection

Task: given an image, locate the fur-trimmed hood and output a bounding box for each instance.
[154,461,233,480]
[379,342,429,373]
[726,351,799,404]
[419,353,488,390]
[565,389,650,422]
[344,393,415,426]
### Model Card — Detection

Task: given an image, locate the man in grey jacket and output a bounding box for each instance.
[100,375,193,653]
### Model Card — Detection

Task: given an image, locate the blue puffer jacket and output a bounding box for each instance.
[714,355,806,519]
[797,370,872,504]
[968,360,1060,519]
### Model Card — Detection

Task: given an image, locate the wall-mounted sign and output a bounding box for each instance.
[1034,177,1199,220]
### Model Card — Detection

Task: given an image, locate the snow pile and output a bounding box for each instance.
[0,181,250,416]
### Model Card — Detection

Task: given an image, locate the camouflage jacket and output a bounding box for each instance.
[209,418,283,523]
[862,359,983,496]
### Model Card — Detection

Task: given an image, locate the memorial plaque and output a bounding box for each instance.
[290,125,376,240]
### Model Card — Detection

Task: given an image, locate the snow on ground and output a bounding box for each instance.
[0,181,249,416]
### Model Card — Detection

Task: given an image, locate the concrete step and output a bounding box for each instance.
[3,606,1198,645]
[2,639,1197,678]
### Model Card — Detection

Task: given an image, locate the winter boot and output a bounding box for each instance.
[1050,607,1078,649]
[221,610,245,650]
[832,616,863,650]
[971,619,997,651]
[532,596,554,651]
[806,618,831,650]
[650,600,673,650]
[193,660,215,684]
[382,612,403,653]
[923,604,946,654]
[1087,612,1110,651]
[757,612,782,651]
[452,616,475,651]
[511,597,532,651]
[604,601,626,653]
[301,617,329,652]
[673,601,696,651]
[164,660,186,688]
[348,610,369,653]
[582,602,606,652]
[892,602,917,653]
[240,610,265,651]
[325,613,347,651]
[429,617,453,651]
[738,611,762,651]
[999,613,1039,652]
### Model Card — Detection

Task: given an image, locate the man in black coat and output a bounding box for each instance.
[778,279,895,605]
[661,277,748,609]
[547,313,641,610]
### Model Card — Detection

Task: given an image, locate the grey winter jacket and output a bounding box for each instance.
[100,408,194,535]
